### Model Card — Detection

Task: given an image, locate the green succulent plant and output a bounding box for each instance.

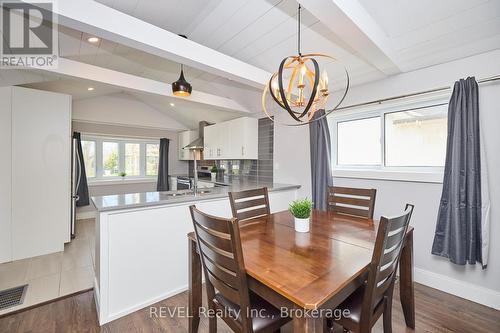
[119,171,127,177]
[289,198,313,219]
[211,165,218,173]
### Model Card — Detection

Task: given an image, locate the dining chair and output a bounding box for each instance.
[189,205,290,333]
[330,204,414,333]
[228,187,271,223]
[327,186,377,225]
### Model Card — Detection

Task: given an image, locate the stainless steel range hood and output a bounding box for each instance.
[183,121,211,150]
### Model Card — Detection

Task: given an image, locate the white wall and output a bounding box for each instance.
[273,112,312,199]
[273,49,500,308]
[72,92,187,131]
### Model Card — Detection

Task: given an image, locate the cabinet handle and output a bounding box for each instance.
[242,146,244,156]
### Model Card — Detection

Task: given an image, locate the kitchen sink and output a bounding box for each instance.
[166,192,187,197]
[196,189,212,195]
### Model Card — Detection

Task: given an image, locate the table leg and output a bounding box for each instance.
[292,314,324,332]
[188,238,202,333]
[399,229,415,329]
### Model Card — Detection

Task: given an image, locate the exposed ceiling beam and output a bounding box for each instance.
[26,0,270,88]
[33,58,252,113]
[300,0,401,75]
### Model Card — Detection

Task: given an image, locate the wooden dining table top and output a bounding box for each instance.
[189,209,414,310]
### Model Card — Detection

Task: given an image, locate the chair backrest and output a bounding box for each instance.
[361,204,414,326]
[228,187,271,222]
[328,186,377,220]
[189,205,252,331]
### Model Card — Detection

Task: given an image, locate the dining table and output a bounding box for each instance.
[187,209,414,332]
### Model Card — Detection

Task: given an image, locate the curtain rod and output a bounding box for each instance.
[336,74,500,111]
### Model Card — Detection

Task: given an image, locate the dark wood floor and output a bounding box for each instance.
[1,282,499,333]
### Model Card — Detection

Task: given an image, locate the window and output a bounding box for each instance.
[80,135,160,181]
[146,143,159,176]
[385,106,447,167]
[330,99,448,180]
[337,117,381,166]
[103,141,119,176]
[125,143,140,176]
[81,140,96,177]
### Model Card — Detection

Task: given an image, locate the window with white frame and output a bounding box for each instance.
[329,99,448,175]
[81,136,160,180]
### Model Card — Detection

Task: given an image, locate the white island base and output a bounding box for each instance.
[93,187,298,325]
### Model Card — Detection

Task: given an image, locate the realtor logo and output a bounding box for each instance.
[1,0,58,68]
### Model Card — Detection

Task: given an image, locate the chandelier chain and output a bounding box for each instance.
[297,4,301,56]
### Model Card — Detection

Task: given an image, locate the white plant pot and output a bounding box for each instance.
[294,217,310,233]
[211,173,217,182]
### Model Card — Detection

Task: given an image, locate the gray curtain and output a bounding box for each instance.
[156,138,170,191]
[431,77,482,265]
[73,132,89,206]
[309,110,333,211]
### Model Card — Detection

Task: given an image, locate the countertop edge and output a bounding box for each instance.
[92,184,301,213]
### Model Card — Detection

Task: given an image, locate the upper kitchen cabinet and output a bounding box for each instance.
[204,117,258,160]
[178,130,198,160]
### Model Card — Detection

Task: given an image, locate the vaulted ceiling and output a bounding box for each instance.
[5,0,500,129]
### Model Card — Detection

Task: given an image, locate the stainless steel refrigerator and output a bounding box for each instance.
[70,136,82,239]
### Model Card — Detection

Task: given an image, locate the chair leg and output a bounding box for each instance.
[209,316,217,333]
[383,297,392,333]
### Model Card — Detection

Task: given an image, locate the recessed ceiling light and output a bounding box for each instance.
[87,37,100,43]
[169,102,175,107]
[87,87,94,91]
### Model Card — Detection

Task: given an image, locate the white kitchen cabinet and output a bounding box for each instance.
[169,176,177,191]
[203,117,258,160]
[0,88,12,263]
[229,117,258,159]
[0,86,71,263]
[178,130,198,160]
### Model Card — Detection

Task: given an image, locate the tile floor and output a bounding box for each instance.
[0,219,95,316]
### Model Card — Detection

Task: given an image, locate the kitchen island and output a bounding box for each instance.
[91,181,300,325]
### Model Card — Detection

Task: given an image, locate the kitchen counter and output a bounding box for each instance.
[92,181,300,212]
[92,180,299,325]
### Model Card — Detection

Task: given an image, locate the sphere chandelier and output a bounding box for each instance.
[262,5,350,126]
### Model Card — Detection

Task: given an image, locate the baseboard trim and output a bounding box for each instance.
[414,267,500,310]
[76,211,96,220]
[98,284,189,325]
[0,288,93,319]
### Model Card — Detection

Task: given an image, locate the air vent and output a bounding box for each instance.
[0,284,28,311]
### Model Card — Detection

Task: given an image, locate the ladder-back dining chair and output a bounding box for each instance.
[189,205,290,333]
[330,204,414,333]
[228,187,271,223]
[328,186,377,225]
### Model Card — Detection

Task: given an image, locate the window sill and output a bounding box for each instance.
[88,177,157,186]
[332,169,444,184]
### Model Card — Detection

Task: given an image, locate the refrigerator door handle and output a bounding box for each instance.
[75,146,82,203]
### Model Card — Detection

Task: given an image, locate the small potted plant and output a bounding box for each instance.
[210,165,218,182]
[119,171,127,179]
[289,198,313,233]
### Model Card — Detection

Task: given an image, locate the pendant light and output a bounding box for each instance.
[262,5,349,126]
[172,34,192,97]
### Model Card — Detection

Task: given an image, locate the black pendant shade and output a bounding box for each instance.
[172,68,192,97]
[172,34,192,97]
